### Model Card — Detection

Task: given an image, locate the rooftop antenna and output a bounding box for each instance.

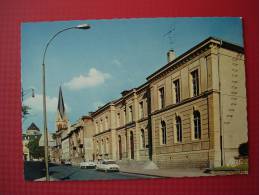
[163,23,176,50]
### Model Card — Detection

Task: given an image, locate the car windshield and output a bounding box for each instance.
[104,161,116,164]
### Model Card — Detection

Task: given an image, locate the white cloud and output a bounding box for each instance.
[64,68,111,90]
[112,59,122,67]
[23,93,70,113]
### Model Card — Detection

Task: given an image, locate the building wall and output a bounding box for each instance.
[90,38,247,168]
[83,117,95,161]
[149,48,211,168]
[61,137,70,161]
[218,48,247,166]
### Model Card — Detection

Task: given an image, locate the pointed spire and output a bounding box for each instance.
[57,86,65,119]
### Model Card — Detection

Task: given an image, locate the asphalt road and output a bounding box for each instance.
[24,161,158,181]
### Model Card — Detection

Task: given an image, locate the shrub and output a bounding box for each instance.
[238,142,248,156]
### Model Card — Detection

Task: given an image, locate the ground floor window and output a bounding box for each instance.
[193,111,201,139]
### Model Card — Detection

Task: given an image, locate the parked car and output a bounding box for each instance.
[80,160,96,169]
[64,161,72,166]
[96,160,120,172]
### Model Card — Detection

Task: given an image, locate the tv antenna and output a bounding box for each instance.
[163,23,176,50]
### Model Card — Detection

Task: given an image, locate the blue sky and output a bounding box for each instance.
[21,17,243,133]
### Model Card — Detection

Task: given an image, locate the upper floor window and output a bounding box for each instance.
[105,116,108,130]
[100,119,103,132]
[117,113,120,127]
[95,122,99,133]
[139,101,144,119]
[191,70,199,97]
[158,87,165,109]
[128,105,133,123]
[140,129,145,149]
[124,109,126,125]
[175,116,182,142]
[173,79,181,103]
[193,111,201,139]
[161,120,167,145]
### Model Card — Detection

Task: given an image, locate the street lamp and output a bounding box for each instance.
[42,24,91,181]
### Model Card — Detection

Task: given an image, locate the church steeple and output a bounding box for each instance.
[56,86,68,131]
[58,86,65,119]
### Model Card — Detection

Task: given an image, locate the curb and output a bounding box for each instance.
[120,170,167,178]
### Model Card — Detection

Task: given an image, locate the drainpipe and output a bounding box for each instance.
[147,86,153,161]
[205,55,211,168]
[217,40,224,166]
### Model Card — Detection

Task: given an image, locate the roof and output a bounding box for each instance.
[57,86,66,119]
[146,37,244,81]
[27,122,40,131]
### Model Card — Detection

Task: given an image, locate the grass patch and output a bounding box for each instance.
[213,163,248,172]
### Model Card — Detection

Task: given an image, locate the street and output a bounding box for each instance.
[24,161,159,181]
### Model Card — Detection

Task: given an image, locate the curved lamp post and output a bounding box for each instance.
[42,24,91,181]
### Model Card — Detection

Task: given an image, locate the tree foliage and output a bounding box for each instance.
[22,105,31,120]
[27,137,44,159]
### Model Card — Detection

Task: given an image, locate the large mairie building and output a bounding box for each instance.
[53,37,247,168]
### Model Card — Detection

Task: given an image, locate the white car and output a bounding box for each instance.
[96,160,120,172]
[64,161,72,166]
[80,161,96,169]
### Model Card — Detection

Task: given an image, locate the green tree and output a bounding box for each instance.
[27,137,44,159]
[22,105,31,120]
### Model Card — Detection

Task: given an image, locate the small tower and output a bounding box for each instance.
[26,122,41,135]
[55,86,68,131]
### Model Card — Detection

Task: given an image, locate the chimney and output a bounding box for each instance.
[167,50,176,63]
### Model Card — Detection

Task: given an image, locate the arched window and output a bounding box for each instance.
[161,121,167,145]
[193,111,201,139]
[140,129,145,149]
[118,135,122,160]
[176,116,182,142]
[101,139,104,154]
[96,141,99,153]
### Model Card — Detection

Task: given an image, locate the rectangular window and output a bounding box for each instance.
[128,105,133,122]
[105,116,108,130]
[139,101,144,119]
[124,109,126,125]
[100,119,103,132]
[117,113,120,127]
[173,79,180,103]
[158,87,165,109]
[191,70,199,97]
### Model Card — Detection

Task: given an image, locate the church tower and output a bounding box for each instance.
[56,86,68,131]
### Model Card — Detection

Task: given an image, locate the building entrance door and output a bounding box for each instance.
[130,131,134,159]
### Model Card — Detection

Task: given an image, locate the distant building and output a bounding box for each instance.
[69,116,94,165]
[26,122,41,135]
[22,122,42,161]
[39,132,57,162]
[54,86,70,163]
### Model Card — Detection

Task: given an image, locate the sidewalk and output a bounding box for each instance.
[119,165,210,178]
[34,176,60,181]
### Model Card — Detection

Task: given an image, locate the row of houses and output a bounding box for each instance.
[51,37,248,168]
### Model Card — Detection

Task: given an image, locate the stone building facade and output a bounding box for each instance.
[91,37,247,168]
[69,116,94,165]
